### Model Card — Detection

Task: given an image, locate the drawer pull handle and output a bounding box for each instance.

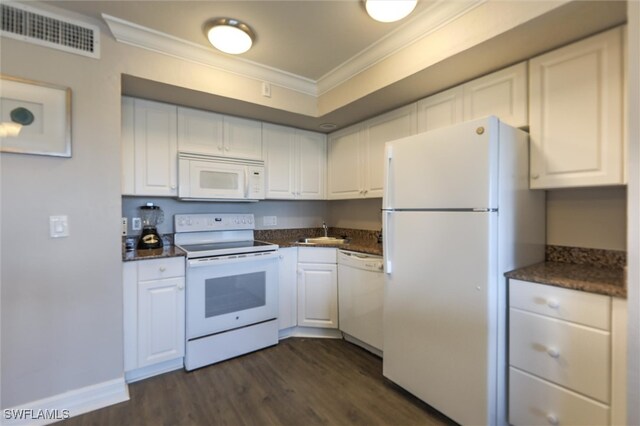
[547,299,560,309]
[546,413,559,425]
[547,347,560,358]
[159,266,166,272]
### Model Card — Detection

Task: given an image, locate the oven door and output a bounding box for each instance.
[186,251,278,340]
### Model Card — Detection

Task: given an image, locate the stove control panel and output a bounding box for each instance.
[174,214,255,232]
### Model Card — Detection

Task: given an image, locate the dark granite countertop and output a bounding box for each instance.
[505,246,626,298]
[256,227,383,256]
[122,245,186,262]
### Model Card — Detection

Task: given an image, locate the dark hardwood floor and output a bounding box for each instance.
[63,338,455,426]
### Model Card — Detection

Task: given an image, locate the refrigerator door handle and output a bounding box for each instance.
[383,210,392,274]
[383,145,393,210]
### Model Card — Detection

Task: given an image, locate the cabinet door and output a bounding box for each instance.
[121,97,135,195]
[296,129,326,200]
[278,247,298,330]
[463,62,528,128]
[138,277,185,368]
[417,86,464,133]
[263,123,296,199]
[327,125,362,199]
[297,262,338,328]
[133,99,178,196]
[223,115,263,160]
[177,107,224,155]
[364,104,417,198]
[529,27,623,189]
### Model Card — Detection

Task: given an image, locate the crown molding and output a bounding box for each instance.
[316,0,486,95]
[102,1,485,100]
[102,14,317,96]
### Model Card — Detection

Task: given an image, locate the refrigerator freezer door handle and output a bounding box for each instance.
[383,146,393,209]
[383,210,392,274]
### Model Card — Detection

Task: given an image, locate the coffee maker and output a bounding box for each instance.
[137,203,164,249]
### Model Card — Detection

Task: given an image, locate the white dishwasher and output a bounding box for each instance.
[337,249,384,355]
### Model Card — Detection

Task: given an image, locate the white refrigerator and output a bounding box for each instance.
[382,116,545,425]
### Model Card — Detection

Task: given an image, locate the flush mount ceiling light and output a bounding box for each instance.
[205,18,255,55]
[365,0,417,23]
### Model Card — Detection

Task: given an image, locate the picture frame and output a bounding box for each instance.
[0,75,71,158]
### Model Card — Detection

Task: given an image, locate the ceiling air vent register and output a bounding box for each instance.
[1,3,100,59]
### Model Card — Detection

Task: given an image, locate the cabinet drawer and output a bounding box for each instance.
[510,279,610,330]
[138,257,185,281]
[297,247,337,263]
[509,367,610,426]
[510,309,610,403]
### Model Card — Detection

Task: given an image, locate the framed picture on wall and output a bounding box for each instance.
[0,75,71,158]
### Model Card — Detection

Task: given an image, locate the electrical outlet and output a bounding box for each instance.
[262,81,271,98]
[263,216,277,226]
[132,217,142,231]
[49,215,69,238]
[122,217,128,236]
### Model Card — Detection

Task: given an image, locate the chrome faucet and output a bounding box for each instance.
[322,221,328,238]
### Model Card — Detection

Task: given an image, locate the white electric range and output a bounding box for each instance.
[174,213,279,371]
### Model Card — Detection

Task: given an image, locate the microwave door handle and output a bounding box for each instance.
[244,168,249,198]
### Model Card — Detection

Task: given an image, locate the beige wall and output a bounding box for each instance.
[546,187,627,251]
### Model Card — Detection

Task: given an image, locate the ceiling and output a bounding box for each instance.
[48,0,433,81]
[45,0,627,132]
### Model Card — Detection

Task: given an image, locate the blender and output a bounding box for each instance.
[137,203,165,249]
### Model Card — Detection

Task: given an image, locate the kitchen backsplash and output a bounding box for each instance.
[546,245,626,269]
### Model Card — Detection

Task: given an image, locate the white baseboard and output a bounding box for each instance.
[278,326,343,340]
[2,377,129,426]
[125,357,184,383]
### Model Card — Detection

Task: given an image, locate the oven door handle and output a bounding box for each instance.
[187,251,279,267]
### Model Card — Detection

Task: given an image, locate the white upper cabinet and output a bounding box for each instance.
[122,97,178,197]
[296,129,326,199]
[463,62,528,128]
[327,124,363,199]
[417,62,528,132]
[529,27,624,189]
[263,123,326,200]
[177,106,223,155]
[328,104,416,199]
[364,104,417,197]
[417,86,464,133]
[223,115,263,160]
[177,107,262,160]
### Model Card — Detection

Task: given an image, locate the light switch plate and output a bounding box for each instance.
[132,217,141,231]
[50,215,69,238]
[122,217,128,236]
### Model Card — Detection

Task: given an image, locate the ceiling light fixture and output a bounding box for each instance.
[365,0,417,23]
[205,18,255,55]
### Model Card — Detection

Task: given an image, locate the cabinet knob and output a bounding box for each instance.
[547,347,560,358]
[170,184,177,190]
[547,299,560,309]
[546,413,559,425]
[218,145,223,151]
[225,146,230,151]
[177,283,184,290]
[279,255,284,260]
[531,174,540,180]
[159,266,166,272]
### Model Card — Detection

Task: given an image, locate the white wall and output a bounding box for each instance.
[1,35,123,407]
[546,187,627,251]
[122,197,328,233]
[626,1,640,423]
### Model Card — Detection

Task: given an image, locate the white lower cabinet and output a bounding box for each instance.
[297,248,338,329]
[278,247,298,330]
[508,279,627,425]
[123,257,185,382]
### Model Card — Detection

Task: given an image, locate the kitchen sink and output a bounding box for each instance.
[296,236,349,245]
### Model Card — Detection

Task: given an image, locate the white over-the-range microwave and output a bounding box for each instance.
[178,152,265,201]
